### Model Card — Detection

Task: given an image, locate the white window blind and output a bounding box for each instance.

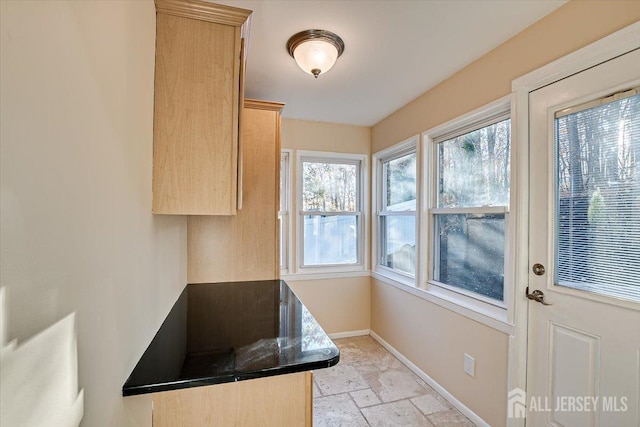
[554,90,640,302]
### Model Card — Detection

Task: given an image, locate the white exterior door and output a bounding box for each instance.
[527,48,640,427]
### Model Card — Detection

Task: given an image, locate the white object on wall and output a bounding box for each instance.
[0,287,84,427]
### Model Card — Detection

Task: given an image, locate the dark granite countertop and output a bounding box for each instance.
[122,280,339,396]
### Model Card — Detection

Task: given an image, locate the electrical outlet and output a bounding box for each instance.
[464,354,475,378]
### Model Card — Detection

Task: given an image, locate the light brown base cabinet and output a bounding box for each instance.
[152,371,313,427]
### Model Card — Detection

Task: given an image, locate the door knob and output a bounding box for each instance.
[526,287,552,305]
[532,263,546,276]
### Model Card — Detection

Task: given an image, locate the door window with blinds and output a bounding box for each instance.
[554,88,640,302]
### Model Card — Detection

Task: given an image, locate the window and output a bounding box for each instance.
[554,90,640,302]
[279,150,291,273]
[374,137,418,280]
[427,105,511,307]
[297,152,366,270]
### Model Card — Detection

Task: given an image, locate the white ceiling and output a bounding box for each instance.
[216,0,566,126]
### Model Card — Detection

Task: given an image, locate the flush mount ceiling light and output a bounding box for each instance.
[287,29,345,79]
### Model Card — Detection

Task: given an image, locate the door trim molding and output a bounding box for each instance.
[508,21,640,427]
[512,22,640,92]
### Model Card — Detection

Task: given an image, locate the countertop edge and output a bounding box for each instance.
[123,353,340,396]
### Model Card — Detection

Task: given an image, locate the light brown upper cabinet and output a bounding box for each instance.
[152,0,251,215]
[188,100,285,283]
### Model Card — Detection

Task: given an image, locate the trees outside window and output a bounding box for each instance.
[432,117,511,302]
[298,154,365,268]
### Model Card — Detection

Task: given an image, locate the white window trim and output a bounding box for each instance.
[279,149,293,275]
[372,135,420,287]
[421,94,515,326]
[295,150,368,275]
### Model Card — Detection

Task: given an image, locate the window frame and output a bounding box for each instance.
[372,135,420,286]
[295,150,368,274]
[279,149,293,274]
[422,95,515,323]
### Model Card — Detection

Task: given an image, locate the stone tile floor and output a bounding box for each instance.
[313,336,475,427]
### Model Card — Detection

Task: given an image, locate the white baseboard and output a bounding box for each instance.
[327,329,370,339]
[369,330,489,427]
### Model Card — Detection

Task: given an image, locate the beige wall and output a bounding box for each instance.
[371,281,508,426]
[282,118,371,154]
[287,277,371,335]
[369,2,640,426]
[281,119,372,334]
[372,0,640,152]
[0,2,186,427]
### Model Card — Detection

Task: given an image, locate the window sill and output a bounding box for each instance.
[281,270,370,282]
[373,266,416,288]
[371,272,515,335]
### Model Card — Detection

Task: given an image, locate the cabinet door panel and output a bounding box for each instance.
[152,372,312,427]
[187,105,280,282]
[153,14,240,215]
